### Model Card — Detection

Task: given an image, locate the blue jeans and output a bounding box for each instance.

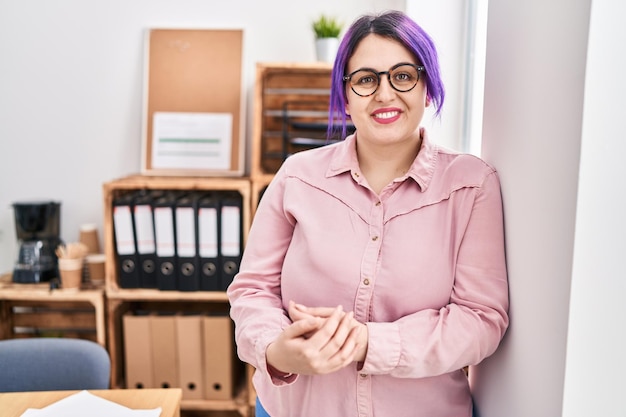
[256,397,271,417]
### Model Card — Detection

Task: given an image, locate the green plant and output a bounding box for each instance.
[312,15,343,39]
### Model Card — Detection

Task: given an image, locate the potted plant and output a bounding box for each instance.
[312,15,343,62]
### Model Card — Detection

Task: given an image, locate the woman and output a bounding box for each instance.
[228,10,509,417]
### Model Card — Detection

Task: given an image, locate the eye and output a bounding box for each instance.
[392,70,415,84]
[353,71,377,86]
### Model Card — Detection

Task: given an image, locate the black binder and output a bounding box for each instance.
[133,190,160,288]
[152,191,180,291]
[218,191,243,291]
[113,192,140,288]
[175,193,201,292]
[197,192,221,291]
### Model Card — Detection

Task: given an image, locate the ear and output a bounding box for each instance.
[425,95,432,107]
[345,102,351,116]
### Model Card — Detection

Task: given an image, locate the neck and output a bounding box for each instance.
[356,134,422,194]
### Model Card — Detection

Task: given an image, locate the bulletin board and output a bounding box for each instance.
[141,29,245,177]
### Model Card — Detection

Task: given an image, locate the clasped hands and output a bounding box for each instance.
[265,301,368,377]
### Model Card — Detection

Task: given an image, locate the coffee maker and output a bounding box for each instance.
[12,201,62,283]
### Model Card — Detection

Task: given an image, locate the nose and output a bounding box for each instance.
[375,73,396,101]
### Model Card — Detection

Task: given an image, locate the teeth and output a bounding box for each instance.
[374,111,398,119]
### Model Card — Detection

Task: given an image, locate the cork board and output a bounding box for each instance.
[141,29,245,176]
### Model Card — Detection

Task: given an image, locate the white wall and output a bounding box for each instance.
[0,0,406,273]
[471,0,626,416]
[562,1,626,416]
[406,0,467,151]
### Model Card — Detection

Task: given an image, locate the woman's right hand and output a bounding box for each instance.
[265,305,362,376]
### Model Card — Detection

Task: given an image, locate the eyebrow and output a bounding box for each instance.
[347,61,417,73]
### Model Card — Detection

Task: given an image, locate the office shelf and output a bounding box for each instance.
[102,174,252,417]
[0,274,106,346]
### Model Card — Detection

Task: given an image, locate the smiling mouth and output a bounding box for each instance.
[373,111,400,120]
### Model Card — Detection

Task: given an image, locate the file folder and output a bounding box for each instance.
[175,314,205,400]
[202,315,240,400]
[197,193,220,291]
[153,191,179,291]
[219,192,243,291]
[175,193,200,292]
[150,313,179,389]
[113,193,140,288]
[133,190,160,288]
[123,312,154,389]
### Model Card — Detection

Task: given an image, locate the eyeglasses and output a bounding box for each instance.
[343,63,425,97]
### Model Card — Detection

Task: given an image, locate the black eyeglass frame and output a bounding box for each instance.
[342,62,426,97]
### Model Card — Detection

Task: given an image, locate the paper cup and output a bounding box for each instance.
[79,223,101,254]
[86,253,106,284]
[58,257,84,290]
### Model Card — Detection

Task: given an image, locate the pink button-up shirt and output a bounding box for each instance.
[228,130,509,417]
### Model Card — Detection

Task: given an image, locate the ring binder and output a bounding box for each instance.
[153,191,181,291]
[133,190,161,288]
[219,191,243,291]
[175,193,201,291]
[198,193,221,291]
[113,193,140,289]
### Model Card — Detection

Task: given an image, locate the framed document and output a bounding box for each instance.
[141,29,245,176]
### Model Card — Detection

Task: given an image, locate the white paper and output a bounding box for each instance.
[20,390,162,417]
[113,206,135,255]
[134,204,156,254]
[154,207,175,257]
[175,207,196,257]
[198,207,218,257]
[152,112,233,170]
[221,205,241,257]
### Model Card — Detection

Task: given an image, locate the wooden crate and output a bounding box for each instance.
[102,174,252,293]
[250,62,335,179]
[0,274,106,346]
[102,174,252,417]
[106,298,249,417]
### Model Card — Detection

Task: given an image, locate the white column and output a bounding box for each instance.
[562,1,626,416]
[469,1,592,416]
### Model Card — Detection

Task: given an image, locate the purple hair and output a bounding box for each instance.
[327,10,446,139]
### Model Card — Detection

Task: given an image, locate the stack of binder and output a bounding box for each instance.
[112,189,243,291]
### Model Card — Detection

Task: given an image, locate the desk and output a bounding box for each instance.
[0,388,182,417]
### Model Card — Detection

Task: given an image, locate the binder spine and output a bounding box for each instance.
[198,193,221,291]
[219,191,243,291]
[153,192,180,291]
[133,191,161,289]
[113,193,140,289]
[175,193,201,292]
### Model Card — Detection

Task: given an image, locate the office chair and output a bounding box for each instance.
[0,337,111,392]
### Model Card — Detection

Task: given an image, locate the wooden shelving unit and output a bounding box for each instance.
[250,62,334,180]
[102,174,252,417]
[0,274,106,346]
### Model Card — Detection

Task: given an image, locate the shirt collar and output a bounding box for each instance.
[326,127,438,192]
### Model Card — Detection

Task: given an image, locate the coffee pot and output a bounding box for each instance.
[12,201,62,283]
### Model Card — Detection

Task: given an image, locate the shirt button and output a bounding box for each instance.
[371,236,378,241]
[375,201,381,206]
[360,373,368,378]
[363,278,370,285]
